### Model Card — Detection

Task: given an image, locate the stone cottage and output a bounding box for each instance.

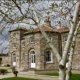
[8,24,80,71]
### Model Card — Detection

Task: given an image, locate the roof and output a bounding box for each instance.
[31,24,54,32]
[9,27,28,32]
[53,27,69,33]
[9,24,69,34]
[0,54,8,56]
[24,24,69,35]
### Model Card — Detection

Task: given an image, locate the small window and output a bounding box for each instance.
[0,58,2,64]
[45,51,52,63]
[13,54,16,62]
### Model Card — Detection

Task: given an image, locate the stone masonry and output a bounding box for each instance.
[3,24,79,71]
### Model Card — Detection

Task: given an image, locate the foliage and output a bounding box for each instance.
[13,70,18,77]
[6,64,10,67]
[0,69,8,75]
[0,67,11,72]
[0,77,38,80]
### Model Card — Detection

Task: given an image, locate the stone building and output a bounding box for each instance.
[5,24,80,71]
[0,54,10,66]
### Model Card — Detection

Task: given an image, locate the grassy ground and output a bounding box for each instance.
[71,74,80,80]
[1,77,38,80]
[0,67,10,69]
[39,72,80,80]
[0,67,12,72]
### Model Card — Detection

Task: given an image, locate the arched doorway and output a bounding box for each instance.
[30,51,36,68]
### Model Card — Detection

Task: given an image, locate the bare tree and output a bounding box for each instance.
[66,21,80,80]
[0,0,80,80]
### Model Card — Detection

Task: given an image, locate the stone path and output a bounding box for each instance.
[0,71,58,80]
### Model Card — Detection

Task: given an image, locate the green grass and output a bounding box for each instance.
[1,77,38,80]
[71,74,80,80]
[0,67,10,69]
[40,72,80,80]
[0,67,12,72]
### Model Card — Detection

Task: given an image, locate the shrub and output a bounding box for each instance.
[0,69,8,75]
[6,64,10,67]
[11,67,18,77]
[13,70,18,77]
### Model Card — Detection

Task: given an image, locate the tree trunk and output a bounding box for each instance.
[66,22,80,80]
[59,67,66,80]
[60,1,80,67]
[31,3,61,62]
[30,1,80,80]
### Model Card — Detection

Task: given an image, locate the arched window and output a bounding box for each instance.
[30,51,35,63]
[45,50,53,63]
[29,49,36,68]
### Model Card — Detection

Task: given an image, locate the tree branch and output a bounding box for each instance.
[11,0,23,15]
[60,1,80,66]
[0,10,14,23]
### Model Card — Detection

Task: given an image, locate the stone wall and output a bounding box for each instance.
[0,54,11,66]
[40,32,59,70]
[24,33,41,70]
[9,29,27,68]
[72,33,80,70]
[9,31,21,67]
[8,28,80,71]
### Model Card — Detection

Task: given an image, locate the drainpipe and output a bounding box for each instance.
[58,33,62,56]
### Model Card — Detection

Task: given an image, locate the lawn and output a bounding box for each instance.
[0,77,38,80]
[71,74,80,80]
[40,72,80,80]
[0,67,10,69]
[0,67,12,72]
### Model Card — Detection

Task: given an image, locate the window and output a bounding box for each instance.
[31,51,35,63]
[45,51,52,63]
[0,58,2,64]
[13,54,16,62]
